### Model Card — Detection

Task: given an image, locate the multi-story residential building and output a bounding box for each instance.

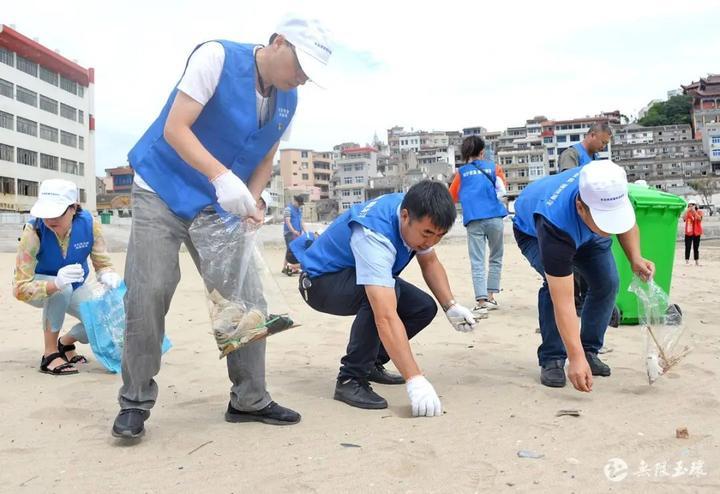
[682,74,720,140]
[541,112,620,174]
[332,146,377,212]
[611,123,711,192]
[701,122,720,173]
[0,24,96,212]
[96,166,133,212]
[279,148,334,199]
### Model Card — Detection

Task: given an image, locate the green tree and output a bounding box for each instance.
[687,178,719,206]
[638,94,693,126]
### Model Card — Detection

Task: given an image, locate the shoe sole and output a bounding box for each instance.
[224,413,301,426]
[368,378,406,385]
[111,427,145,439]
[333,392,388,410]
[540,378,567,388]
[591,369,611,377]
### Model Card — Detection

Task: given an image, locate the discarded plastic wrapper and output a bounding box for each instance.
[189,207,297,358]
[628,276,690,384]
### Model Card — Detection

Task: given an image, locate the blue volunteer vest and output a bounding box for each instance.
[284,205,303,234]
[457,160,507,225]
[572,142,595,166]
[31,210,93,290]
[128,41,297,220]
[512,168,595,248]
[295,194,414,278]
[287,231,317,266]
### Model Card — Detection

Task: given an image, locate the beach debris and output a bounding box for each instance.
[676,427,689,439]
[187,440,214,455]
[340,443,362,448]
[555,409,582,417]
[517,450,544,459]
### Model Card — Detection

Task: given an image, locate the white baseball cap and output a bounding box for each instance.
[579,160,635,234]
[30,179,79,219]
[275,14,332,87]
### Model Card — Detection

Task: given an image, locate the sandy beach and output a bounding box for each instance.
[0,230,718,493]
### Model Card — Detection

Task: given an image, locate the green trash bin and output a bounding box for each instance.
[611,184,686,324]
[100,212,112,225]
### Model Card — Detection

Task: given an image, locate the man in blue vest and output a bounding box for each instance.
[558,122,612,171]
[292,181,478,416]
[112,15,333,439]
[513,161,654,391]
[282,195,306,274]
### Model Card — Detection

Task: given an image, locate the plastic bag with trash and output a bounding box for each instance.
[628,276,689,384]
[189,208,297,359]
[78,281,172,373]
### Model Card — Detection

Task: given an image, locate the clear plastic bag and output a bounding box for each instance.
[189,208,296,358]
[78,281,172,373]
[628,277,689,384]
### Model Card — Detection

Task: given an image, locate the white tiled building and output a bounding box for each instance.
[0,24,95,212]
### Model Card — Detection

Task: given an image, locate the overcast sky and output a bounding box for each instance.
[4,0,720,176]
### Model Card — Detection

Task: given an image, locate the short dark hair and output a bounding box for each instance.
[294,195,305,205]
[461,136,485,163]
[401,180,456,232]
[587,122,612,136]
[269,33,279,45]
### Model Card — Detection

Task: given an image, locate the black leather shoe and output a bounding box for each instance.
[225,401,301,425]
[334,377,388,409]
[585,352,611,377]
[112,409,150,439]
[368,363,405,385]
[540,360,567,388]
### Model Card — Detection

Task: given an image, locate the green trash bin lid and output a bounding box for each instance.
[627,184,687,210]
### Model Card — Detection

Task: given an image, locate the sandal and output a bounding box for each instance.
[40,352,78,375]
[57,338,89,365]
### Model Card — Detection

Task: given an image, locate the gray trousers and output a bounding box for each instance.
[118,186,272,412]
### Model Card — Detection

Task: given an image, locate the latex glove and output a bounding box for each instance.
[99,271,122,290]
[54,264,84,290]
[211,170,257,217]
[446,303,477,332]
[406,376,442,417]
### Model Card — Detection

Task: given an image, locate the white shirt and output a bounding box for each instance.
[134,42,293,192]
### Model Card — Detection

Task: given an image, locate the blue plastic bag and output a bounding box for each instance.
[79,282,172,373]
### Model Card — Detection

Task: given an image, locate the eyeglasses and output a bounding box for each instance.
[286,42,308,80]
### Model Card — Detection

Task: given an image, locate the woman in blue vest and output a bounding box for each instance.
[449,136,508,314]
[13,179,121,375]
[112,15,333,439]
[282,195,306,275]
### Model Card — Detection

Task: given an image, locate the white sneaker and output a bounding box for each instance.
[472,305,489,320]
[483,299,500,311]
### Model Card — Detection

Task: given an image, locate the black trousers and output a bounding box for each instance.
[298,268,437,380]
[685,235,701,261]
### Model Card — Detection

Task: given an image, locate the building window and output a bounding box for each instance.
[0,78,13,98]
[78,110,84,124]
[301,151,308,158]
[355,176,364,184]
[60,76,78,95]
[60,103,77,121]
[570,134,580,142]
[301,173,309,180]
[78,136,84,150]
[16,86,38,107]
[61,131,77,147]
[39,66,59,86]
[61,158,81,175]
[712,137,720,145]
[0,110,13,130]
[543,137,553,143]
[18,179,39,197]
[342,190,350,197]
[40,124,58,142]
[16,55,38,77]
[354,164,364,171]
[713,149,720,158]
[343,177,353,185]
[343,164,352,172]
[40,153,59,171]
[556,135,567,143]
[79,189,87,202]
[0,47,14,66]
[17,148,38,167]
[547,148,555,155]
[16,117,38,137]
[40,95,59,114]
[1,176,14,194]
[341,202,351,210]
[78,86,84,98]
[0,143,14,162]
[353,189,362,196]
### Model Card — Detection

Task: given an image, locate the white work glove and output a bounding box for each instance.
[99,271,122,290]
[445,303,477,332]
[406,376,442,417]
[54,264,84,290]
[211,170,257,217]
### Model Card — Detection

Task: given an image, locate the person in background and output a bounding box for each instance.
[682,202,703,266]
[282,195,306,275]
[13,179,122,375]
[449,136,508,315]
